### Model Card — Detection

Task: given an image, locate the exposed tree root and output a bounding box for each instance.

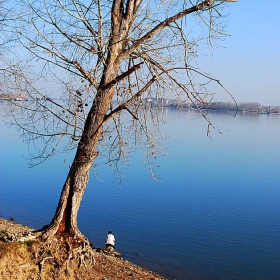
[32,232,96,278]
[66,242,96,273]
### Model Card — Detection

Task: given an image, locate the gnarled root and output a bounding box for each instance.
[66,242,96,273]
[33,233,96,279]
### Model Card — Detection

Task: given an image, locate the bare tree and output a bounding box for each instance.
[2,0,236,269]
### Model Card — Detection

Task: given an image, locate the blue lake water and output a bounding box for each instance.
[1,105,280,280]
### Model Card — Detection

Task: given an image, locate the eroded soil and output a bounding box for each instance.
[0,218,166,280]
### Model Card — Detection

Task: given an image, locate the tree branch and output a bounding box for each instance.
[103,75,158,123]
[122,0,216,59]
[100,61,144,90]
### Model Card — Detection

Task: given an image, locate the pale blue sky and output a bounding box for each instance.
[7,1,278,106]
[201,1,280,106]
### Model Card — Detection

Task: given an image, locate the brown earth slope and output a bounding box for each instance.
[0,218,167,280]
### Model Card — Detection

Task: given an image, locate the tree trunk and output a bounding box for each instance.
[41,84,117,241]
[41,157,93,240]
[40,8,126,240]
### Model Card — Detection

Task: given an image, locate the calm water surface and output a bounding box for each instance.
[1,106,280,280]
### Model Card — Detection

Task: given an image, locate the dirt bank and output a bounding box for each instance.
[0,218,167,280]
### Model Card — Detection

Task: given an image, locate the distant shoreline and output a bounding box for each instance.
[1,96,280,114]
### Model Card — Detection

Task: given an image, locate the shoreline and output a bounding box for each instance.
[0,217,167,280]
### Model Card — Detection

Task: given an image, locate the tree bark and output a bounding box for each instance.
[42,79,119,240]
[40,2,138,240]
